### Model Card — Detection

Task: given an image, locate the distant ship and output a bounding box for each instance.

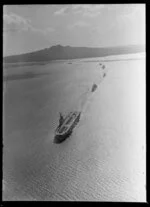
[91,83,97,92]
[54,111,81,143]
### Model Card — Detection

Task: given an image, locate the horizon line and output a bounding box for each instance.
[3,43,145,58]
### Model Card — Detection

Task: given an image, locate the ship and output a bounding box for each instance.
[54,111,81,143]
[91,83,97,92]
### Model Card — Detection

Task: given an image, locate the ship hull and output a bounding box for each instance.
[54,112,81,143]
[54,129,72,143]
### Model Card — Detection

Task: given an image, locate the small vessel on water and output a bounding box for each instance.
[54,111,81,143]
[103,73,106,77]
[91,83,97,92]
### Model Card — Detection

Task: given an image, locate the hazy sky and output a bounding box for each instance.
[3,4,145,56]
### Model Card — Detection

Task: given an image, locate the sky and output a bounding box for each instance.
[3,4,145,56]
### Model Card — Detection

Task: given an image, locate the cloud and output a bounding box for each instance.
[3,12,55,35]
[45,27,55,33]
[92,23,115,36]
[105,4,144,16]
[92,4,145,45]
[108,4,145,29]
[54,6,69,15]
[122,4,145,18]
[3,13,31,32]
[71,4,144,18]
[71,4,105,17]
[68,21,90,30]
[53,4,104,17]
[41,27,55,35]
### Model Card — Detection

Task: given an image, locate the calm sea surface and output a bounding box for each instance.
[3,56,146,201]
[3,59,104,200]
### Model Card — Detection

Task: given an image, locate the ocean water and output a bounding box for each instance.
[3,55,146,201]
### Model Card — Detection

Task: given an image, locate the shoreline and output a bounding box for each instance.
[3,52,145,68]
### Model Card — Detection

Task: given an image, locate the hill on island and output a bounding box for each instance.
[3,44,145,63]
